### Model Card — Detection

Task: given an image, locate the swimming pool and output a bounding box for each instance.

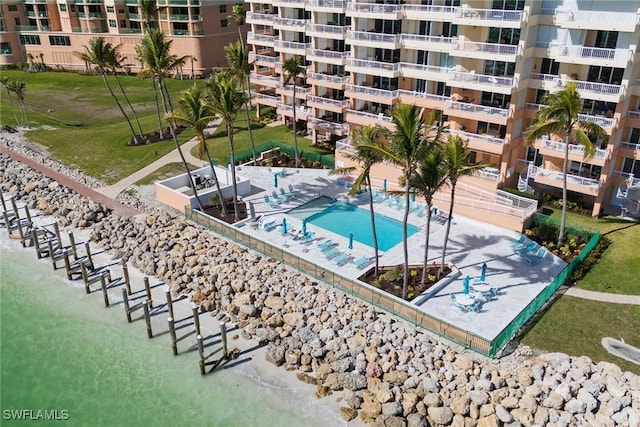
[287,196,418,251]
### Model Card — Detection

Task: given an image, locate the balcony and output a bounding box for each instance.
[276,103,312,120]
[273,17,308,30]
[26,11,49,18]
[537,138,610,164]
[532,167,601,196]
[305,23,347,39]
[119,28,143,34]
[448,130,507,155]
[401,4,455,21]
[308,117,349,135]
[346,58,401,78]
[446,70,516,94]
[305,0,346,12]
[248,53,276,67]
[159,14,201,21]
[555,10,639,32]
[252,92,280,107]
[444,100,511,125]
[273,40,309,55]
[306,49,348,65]
[276,85,311,99]
[401,34,458,52]
[346,2,402,19]
[573,80,622,103]
[273,0,305,7]
[578,113,616,131]
[397,90,448,110]
[451,39,521,61]
[452,7,526,28]
[345,109,394,130]
[249,73,281,89]
[306,95,349,112]
[157,0,201,4]
[618,142,640,152]
[345,84,398,104]
[529,73,562,91]
[346,31,401,49]
[306,72,348,89]
[400,63,449,81]
[246,12,275,26]
[247,32,276,48]
[556,45,632,67]
[77,12,104,19]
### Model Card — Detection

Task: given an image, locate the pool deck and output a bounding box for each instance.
[231,166,567,343]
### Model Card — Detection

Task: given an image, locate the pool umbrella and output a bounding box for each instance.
[463,275,470,295]
[274,173,278,188]
[249,201,256,220]
[281,218,287,234]
[411,190,416,202]
[348,232,354,250]
[480,262,487,282]
[301,218,307,237]
[383,179,387,192]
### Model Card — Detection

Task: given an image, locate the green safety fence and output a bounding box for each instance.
[232,141,335,169]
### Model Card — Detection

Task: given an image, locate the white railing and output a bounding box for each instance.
[248,53,276,64]
[397,90,448,103]
[628,111,640,119]
[306,95,349,108]
[401,33,458,47]
[449,129,506,145]
[448,70,515,88]
[558,45,632,63]
[401,4,456,16]
[246,12,275,25]
[494,189,538,217]
[574,80,622,96]
[276,103,312,116]
[273,17,308,29]
[346,84,398,99]
[306,23,347,36]
[347,2,402,14]
[306,49,349,60]
[305,0,346,8]
[526,102,545,111]
[274,40,310,52]
[308,117,349,132]
[346,31,401,44]
[247,32,276,45]
[274,0,304,5]
[401,63,450,76]
[278,85,311,95]
[455,7,525,22]
[445,101,511,118]
[577,113,616,128]
[346,58,401,73]
[454,40,521,56]
[335,136,354,151]
[306,72,349,84]
[560,10,639,27]
[253,93,280,103]
[346,109,393,122]
[249,73,281,87]
[534,168,601,190]
[541,139,609,160]
[531,73,560,82]
[620,141,640,151]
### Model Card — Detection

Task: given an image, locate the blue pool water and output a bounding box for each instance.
[288,196,418,251]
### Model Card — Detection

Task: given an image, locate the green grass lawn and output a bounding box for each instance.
[135,162,200,186]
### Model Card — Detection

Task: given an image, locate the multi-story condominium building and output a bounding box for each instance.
[247,0,640,228]
[0,0,248,75]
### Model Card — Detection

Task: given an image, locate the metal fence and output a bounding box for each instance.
[185,209,600,358]
[233,141,335,169]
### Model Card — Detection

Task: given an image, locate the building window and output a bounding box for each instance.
[20,35,41,45]
[106,6,114,13]
[15,17,21,26]
[221,19,228,28]
[219,5,227,13]
[8,5,18,12]
[59,4,67,12]
[49,35,71,46]
[120,20,127,28]
[1,42,12,55]
[109,19,117,28]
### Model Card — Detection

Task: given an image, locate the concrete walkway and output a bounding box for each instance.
[563,286,640,305]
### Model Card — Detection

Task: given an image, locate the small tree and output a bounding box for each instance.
[281,56,306,168]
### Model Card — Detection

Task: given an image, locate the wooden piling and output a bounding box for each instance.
[84,242,94,270]
[3,211,11,236]
[143,300,153,338]
[52,222,62,244]
[24,204,32,224]
[48,239,57,268]
[122,289,132,323]
[197,335,205,375]
[63,249,72,280]
[10,197,20,219]
[165,288,174,319]
[144,277,152,308]
[121,260,131,295]
[15,217,26,247]
[168,317,178,356]
[33,228,42,258]
[0,194,6,212]
[100,272,110,308]
[192,303,201,336]
[68,231,78,260]
[220,322,228,359]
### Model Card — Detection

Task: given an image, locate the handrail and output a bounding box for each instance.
[573,80,622,96]
[307,95,349,108]
[454,40,521,56]
[306,49,349,60]
[401,4,456,15]
[577,113,616,128]
[620,141,640,151]
[401,33,458,46]
[306,72,349,84]
[305,0,346,8]
[401,63,450,76]
[558,45,632,62]
[248,53,276,64]
[346,30,401,44]
[445,100,511,118]
[449,129,507,145]
[397,90,448,103]
[346,109,393,122]
[347,2,402,14]
[273,17,308,28]
[346,84,398,99]
[448,70,515,88]
[308,117,349,132]
[454,7,525,22]
[346,58,401,72]
[541,139,609,160]
[306,23,348,36]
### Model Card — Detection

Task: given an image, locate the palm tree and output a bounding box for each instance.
[189,55,197,79]
[281,56,306,168]
[12,80,29,128]
[329,125,387,276]
[139,0,158,31]
[406,144,448,284]
[439,135,486,275]
[75,37,138,143]
[205,70,248,222]
[227,4,246,49]
[1,77,20,125]
[108,49,144,139]
[225,41,257,164]
[524,82,607,246]
[167,85,227,215]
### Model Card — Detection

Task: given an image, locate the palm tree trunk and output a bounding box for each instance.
[152,79,164,139]
[202,133,228,216]
[440,183,457,276]
[366,175,379,276]
[559,135,569,247]
[402,186,410,300]
[237,27,245,50]
[244,75,257,164]
[292,83,299,168]
[4,90,20,126]
[102,72,137,144]
[227,122,240,222]
[113,72,144,137]
[161,79,177,130]
[19,100,29,128]
[172,122,204,211]
[421,204,433,285]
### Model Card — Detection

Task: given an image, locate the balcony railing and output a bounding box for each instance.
[77,12,104,18]
[306,49,348,61]
[247,32,276,46]
[273,17,308,29]
[346,109,393,122]
[535,168,601,190]
[445,100,511,118]
[308,117,349,133]
[306,72,349,84]
[454,7,525,22]
[346,58,401,73]
[577,113,616,128]
[573,80,622,96]
[274,0,305,5]
[558,10,639,27]
[526,103,545,111]
[248,53,276,65]
[400,63,450,79]
[401,33,458,48]
[558,45,632,63]
[305,0,346,9]
[397,90,449,104]
[449,129,506,146]
[347,3,402,15]
[447,70,515,88]
[274,40,310,52]
[246,12,275,25]
[250,73,282,87]
[26,11,49,17]
[540,139,609,160]
[157,0,201,4]
[277,103,312,117]
[346,30,401,44]
[628,111,640,119]
[454,40,521,56]
[278,85,311,96]
[401,4,456,16]
[159,14,201,21]
[307,95,349,108]
[119,28,143,34]
[346,84,398,99]
[253,93,280,103]
[306,23,347,37]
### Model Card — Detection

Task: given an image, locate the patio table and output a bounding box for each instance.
[472,283,491,293]
[457,295,476,306]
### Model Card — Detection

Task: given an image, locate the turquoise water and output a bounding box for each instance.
[288,197,418,251]
[0,236,344,427]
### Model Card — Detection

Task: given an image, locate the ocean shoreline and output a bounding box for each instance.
[2,129,639,426]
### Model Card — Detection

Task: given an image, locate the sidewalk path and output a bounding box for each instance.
[563,286,640,305]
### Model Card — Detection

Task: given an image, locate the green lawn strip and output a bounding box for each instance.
[135,162,200,186]
[521,295,640,375]
[543,206,640,295]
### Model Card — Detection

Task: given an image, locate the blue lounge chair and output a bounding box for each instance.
[263,195,279,208]
[261,218,278,232]
[279,187,294,200]
[332,252,350,265]
[271,191,286,204]
[509,234,527,247]
[317,239,334,250]
[287,184,300,197]
[298,233,315,246]
[524,247,547,265]
[323,247,341,259]
[353,256,373,269]
[514,241,537,256]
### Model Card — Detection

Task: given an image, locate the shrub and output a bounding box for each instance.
[569,236,611,281]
